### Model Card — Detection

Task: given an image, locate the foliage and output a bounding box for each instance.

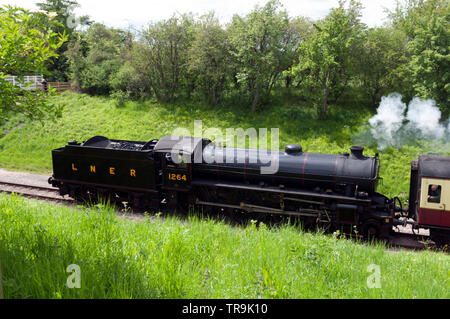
[110,61,149,100]
[36,0,92,81]
[228,0,293,112]
[356,27,410,107]
[281,16,314,89]
[388,0,450,113]
[1,0,445,115]
[0,5,67,121]
[65,23,132,95]
[187,14,232,105]
[36,0,91,33]
[111,90,131,107]
[408,0,449,113]
[289,0,365,118]
[137,14,196,102]
[58,0,450,114]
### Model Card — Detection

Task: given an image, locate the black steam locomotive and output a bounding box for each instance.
[49,135,450,245]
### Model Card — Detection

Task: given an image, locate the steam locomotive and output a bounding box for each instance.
[48,135,450,245]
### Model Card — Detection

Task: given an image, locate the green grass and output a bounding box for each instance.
[0,193,448,299]
[1,91,445,202]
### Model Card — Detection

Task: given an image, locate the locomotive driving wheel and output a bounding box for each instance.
[362,220,380,239]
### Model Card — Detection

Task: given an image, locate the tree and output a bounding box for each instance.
[282,16,314,89]
[228,0,291,112]
[139,14,195,102]
[357,27,409,107]
[66,23,132,95]
[388,0,450,113]
[187,14,232,105]
[0,6,67,121]
[289,0,365,118]
[408,0,449,113]
[36,0,92,81]
[388,0,426,39]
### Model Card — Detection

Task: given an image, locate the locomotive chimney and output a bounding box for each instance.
[350,146,365,159]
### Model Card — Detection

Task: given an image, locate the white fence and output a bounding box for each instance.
[4,75,44,91]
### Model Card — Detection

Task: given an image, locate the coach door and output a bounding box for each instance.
[419,178,450,227]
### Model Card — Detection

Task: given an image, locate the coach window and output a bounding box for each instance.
[427,184,441,204]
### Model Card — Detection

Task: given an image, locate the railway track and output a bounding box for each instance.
[0,181,72,203]
[0,181,443,252]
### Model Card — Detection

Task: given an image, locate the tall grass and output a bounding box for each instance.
[0,193,448,299]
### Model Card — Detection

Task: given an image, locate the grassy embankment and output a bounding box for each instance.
[1,91,444,201]
[0,193,448,298]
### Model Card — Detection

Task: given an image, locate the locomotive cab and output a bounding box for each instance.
[154,136,211,192]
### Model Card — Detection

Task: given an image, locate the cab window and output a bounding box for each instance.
[165,152,188,168]
[427,184,441,203]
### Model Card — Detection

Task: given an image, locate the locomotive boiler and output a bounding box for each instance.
[196,143,379,195]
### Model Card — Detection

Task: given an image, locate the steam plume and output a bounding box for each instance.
[355,93,450,151]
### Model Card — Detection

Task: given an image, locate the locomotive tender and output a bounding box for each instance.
[49,135,450,245]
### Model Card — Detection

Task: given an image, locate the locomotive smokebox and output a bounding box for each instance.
[350,146,365,159]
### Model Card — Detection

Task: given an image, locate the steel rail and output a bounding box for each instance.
[0,181,72,202]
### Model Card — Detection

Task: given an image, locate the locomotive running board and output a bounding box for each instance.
[192,179,371,205]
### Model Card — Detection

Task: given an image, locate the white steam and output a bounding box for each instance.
[406,97,445,139]
[369,93,406,147]
[366,93,449,150]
